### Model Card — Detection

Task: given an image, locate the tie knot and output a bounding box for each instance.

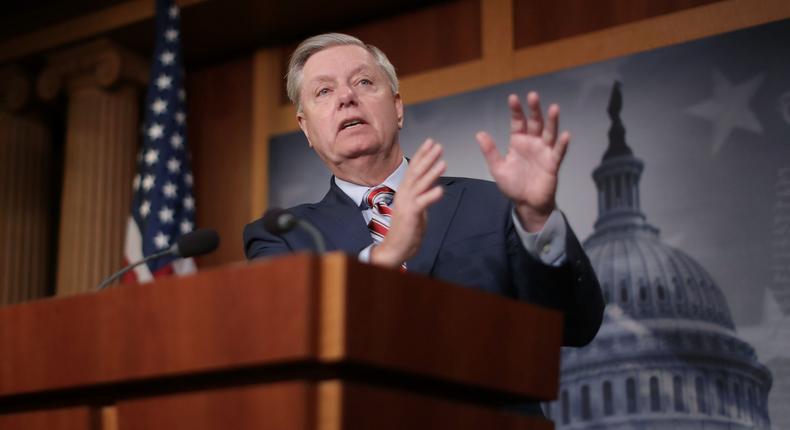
[364,185,394,209]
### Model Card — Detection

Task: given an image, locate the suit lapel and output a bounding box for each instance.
[407,178,463,274]
[301,178,373,253]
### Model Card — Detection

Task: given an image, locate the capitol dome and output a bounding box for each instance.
[544,82,772,430]
[585,223,735,330]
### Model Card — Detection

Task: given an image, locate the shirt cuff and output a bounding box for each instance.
[358,243,375,263]
[512,208,567,266]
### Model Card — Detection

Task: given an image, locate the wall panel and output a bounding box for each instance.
[187,57,253,266]
[278,0,482,105]
[513,0,724,49]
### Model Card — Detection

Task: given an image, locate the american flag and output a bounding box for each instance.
[123,0,196,283]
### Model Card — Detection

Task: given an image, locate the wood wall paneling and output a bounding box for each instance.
[187,57,253,266]
[249,48,288,222]
[0,406,97,430]
[277,0,482,106]
[511,0,790,80]
[0,0,206,64]
[346,0,482,78]
[513,0,724,49]
[481,0,515,83]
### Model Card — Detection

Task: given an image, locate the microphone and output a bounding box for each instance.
[96,228,220,290]
[171,228,220,258]
[262,208,326,253]
[262,208,298,234]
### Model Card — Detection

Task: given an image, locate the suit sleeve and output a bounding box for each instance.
[243,218,293,260]
[507,213,605,347]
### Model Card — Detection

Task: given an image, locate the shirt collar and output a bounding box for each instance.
[334,157,408,207]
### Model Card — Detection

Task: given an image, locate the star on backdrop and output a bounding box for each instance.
[685,70,765,155]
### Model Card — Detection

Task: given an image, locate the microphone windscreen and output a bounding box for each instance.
[176,228,220,258]
[262,208,297,235]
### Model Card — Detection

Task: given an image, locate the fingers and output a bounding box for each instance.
[412,157,446,195]
[555,131,571,162]
[508,94,527,134]
[397,138,446,213]
[376,139,445,267]
[415,185,444,207]
[543,103,560,146]
[410,138,437,167]
[516,91,564,150]
[405,138,443,188]
[526,91,543,136]
[476,131,503,171]
[411,139,441,169]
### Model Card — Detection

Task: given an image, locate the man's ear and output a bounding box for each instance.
[395,93,404,129]
[296,111,313,148]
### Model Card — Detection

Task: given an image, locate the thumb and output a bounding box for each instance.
[476,131,503,172]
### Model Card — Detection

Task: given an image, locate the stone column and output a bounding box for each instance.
[0,66,53,305]
[38,39,148,296]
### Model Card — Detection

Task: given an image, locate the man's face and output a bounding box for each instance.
[297,45,403,168]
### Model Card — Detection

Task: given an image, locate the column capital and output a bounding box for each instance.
[37,39,148,101]
[0,65,32,113]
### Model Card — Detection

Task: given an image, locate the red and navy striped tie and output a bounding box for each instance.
[364,185,406,271]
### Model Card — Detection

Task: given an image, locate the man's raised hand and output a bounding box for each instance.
[476,91,569,232]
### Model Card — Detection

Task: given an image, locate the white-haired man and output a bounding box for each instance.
[244,34,604,351]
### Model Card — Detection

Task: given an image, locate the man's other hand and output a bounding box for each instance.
[370,139,445,268]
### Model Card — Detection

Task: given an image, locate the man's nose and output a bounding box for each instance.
[337,85,357,108]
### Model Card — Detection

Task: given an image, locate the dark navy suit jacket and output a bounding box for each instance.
[244,176,604,347]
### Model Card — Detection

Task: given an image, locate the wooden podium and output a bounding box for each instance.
[0,253,563,429]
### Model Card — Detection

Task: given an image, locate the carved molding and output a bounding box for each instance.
[0,65,31,113]
[37,39,148,101]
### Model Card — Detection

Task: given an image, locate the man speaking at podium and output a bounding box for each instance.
[244,33,604,349]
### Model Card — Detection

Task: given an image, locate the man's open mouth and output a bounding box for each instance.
[339,118,366,131]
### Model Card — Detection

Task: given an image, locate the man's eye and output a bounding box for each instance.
[317,88,330,96]
[359,79,372,86]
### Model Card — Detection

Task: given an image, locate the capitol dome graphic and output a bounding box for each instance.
[544,82,773,429]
